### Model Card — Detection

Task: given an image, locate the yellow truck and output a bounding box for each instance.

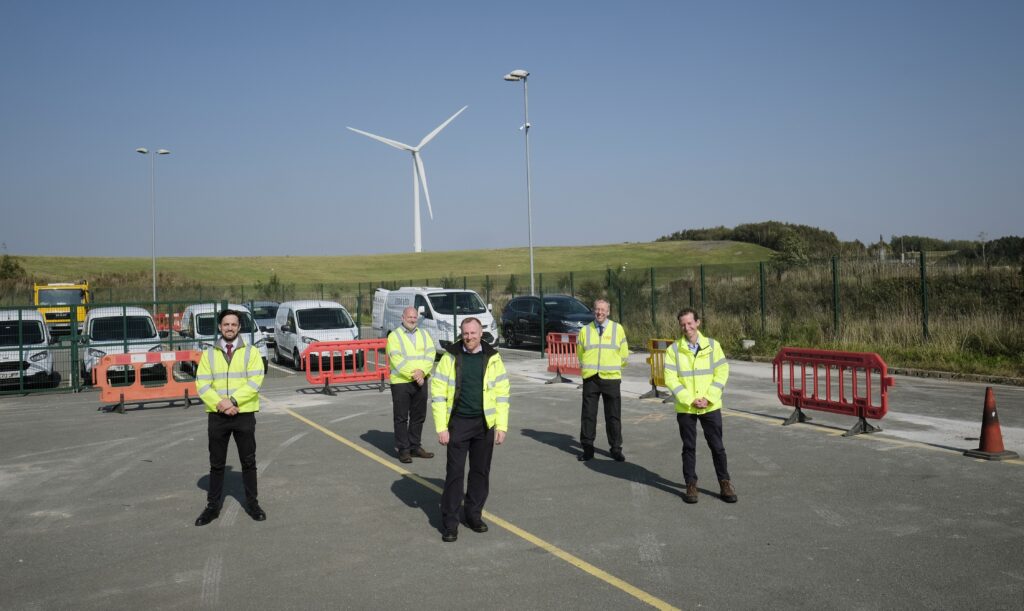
[34,282,91,335]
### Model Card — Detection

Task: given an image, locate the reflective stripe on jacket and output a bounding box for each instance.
[430,341,510,432]
[196,339,265,413]
[662,331,728,414]
[576,320,629,379]
[387,326,436,384]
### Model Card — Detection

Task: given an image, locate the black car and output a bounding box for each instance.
[500,295,594,347]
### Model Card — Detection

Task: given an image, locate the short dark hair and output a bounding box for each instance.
[218,309,242,324]
[676,307,700,322]
[460,317,482,331]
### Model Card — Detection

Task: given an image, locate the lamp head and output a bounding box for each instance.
[503,69,529,81]
[136,148,149,154]
[157,149,170,155]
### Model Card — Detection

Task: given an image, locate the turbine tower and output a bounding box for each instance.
[348,106,468,253]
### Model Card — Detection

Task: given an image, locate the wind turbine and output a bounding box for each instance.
[347,106,468,253]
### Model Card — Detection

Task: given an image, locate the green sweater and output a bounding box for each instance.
[454,351,485,418]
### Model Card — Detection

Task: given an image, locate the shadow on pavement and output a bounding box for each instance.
[391,474,445,533]
[195,466,247,507]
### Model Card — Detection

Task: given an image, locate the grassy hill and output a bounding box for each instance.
[19,241,773,285]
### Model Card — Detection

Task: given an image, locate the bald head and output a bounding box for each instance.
[402,306,419,330]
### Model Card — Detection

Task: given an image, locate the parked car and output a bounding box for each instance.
[247,301,280,346]
[81,306,163,384]
[0,309,58,389]
[274,300,360,371]
[177,303,269,372]
[501,295,595,347]
[372,287,497,348]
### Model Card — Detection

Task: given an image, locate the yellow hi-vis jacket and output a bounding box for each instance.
[663,331,729,414]
[431,341,510,432]
[386,326,437,384]
[576,320,629,380]
[196,338,265,413]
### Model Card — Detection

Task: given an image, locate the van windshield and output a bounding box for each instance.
[250,304,278,319]
[0,321,46,347]
[428,292,487,315]
[297,308,354,330]
[90,316,157,341]
[38,289,85,305]
[197,313,258,336]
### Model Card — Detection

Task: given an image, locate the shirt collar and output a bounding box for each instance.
[462,344,483,354]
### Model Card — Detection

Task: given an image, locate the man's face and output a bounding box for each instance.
[461,320,482,352]
[402,307,419,330]
[220,314,240,342]
[679,313,700,344]
[593,301,610,325]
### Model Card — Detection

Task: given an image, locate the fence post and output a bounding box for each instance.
[70,306,80,390]
[463,276,467,290]
[539,273,546,356]
[920,251,929,340]
[832,255,840,337]
[485,275,490,305]
[617,285,623,326]
[699,265,706,319]
[569,271,575,298]
[759,261,767,334]
[356,293,362,333]
[688,286,694,309]
[606,268,611,291]
[650,267,656,329]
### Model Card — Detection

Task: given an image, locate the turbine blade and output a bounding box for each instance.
[414,152,433,220]
[346,127,414,152]
[417,105,468,149]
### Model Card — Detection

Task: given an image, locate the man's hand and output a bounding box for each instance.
[438,430,450,445]
[495,430,506,445]
[412,369,425,385]
[691,397,709,409]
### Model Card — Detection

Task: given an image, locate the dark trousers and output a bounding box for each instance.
[580,375,622,451]
[677,410,730,484]
[391,381,428,452]
[441,415,495,532]
[207,411,258,506]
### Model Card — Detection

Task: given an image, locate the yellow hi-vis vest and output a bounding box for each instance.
[431,345,510,432]
[663,331,729,414]
[576,320,629,380]
[386,326,437,384]
[196,339,265,413]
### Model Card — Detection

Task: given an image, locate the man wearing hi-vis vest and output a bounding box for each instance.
[663,307,736,504]
[576,298,629,462]
[431,317,510,543]
[387,306,438,464]
[194,309,267,526]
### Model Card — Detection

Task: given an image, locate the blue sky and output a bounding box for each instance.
[2,1,1021,257]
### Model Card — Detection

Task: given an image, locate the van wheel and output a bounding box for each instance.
[292,349,303,372]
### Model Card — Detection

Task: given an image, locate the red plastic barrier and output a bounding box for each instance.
[772,347,895,436]
[303,339,390,393]
[545,332,580,384]
[95,350,201,413]
[154,312,182,333]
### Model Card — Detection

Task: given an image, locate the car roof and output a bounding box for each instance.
[279,300,348,310]
[0,309,46,322]
[85,306,154,319]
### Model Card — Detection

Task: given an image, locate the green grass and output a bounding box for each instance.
[18,241,773,285]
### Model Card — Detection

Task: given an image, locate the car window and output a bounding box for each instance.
[37,289,86,305]
[90,316,157,341]
[414,295,431,318]
[428,292,486,315]
[544,298,591,315]
[526,300,540,316]
[251,304,278,319]
[0,321,45,346]
[297,308,354,330]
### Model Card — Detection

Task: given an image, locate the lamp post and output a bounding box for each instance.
[136,147,170,306]
[504,69,535,296]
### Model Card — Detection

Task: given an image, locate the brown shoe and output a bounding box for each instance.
[719,480,738,503]
[683,482,699,504]
[410,447,434,459]
[398,450,413,464]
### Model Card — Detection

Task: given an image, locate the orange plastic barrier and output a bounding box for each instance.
[95,349,201,413]
[303,339,390,394]
[641,338,675,400]
[545,332,580,384]
[772,347,895,436]
[154,312,182,333]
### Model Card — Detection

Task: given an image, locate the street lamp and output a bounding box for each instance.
[504,68,535,296]
[136,147,171,306]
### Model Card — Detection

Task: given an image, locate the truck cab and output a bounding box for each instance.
[34,282,90,336]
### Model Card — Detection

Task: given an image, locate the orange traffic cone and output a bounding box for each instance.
[964,387,1019,461]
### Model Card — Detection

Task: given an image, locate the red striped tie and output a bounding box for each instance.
[225,343,233,360]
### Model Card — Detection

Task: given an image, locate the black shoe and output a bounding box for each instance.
[442,530,458,543]
[195,504,220,526]
[577,446,594,462]
[398,450,413,464]
[467,520,489,533]
[410,447,434,459]
[610,449,626,462]
[246,502,267,521]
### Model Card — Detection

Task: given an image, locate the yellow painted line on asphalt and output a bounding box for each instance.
[284,407,680,611]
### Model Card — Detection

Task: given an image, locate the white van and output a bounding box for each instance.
[372,287,497,349]
[274,300,359,370]
[81,306,163,383]
[0,309,57,388]
[177,303,269,371]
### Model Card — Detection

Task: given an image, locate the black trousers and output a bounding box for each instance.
[207,411,258,506]
[441,415,495,532]
[580,375,622,451]
[391,381,428,452]
[677,410,730,484]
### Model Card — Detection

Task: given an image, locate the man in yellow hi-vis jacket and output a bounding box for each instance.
[663,307,736,505]
[387,306,438,464]
[194,309,266,526]
[576,299,629,462]
[431,317,510,543]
